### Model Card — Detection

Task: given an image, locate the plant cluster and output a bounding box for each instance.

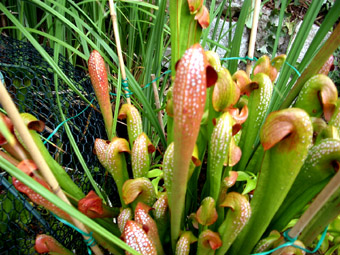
[1,0,340,254]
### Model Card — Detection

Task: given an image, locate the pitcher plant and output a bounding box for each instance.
[1,1,340,255]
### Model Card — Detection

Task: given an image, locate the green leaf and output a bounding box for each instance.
[94,138,130,207]
[207,112,234,201]
[170,45,216,247]
[236,171,257,195]
[294,74,338,121]
[325,243,340,255]
[283,0,340,103]
[227,0,252,74]
[122,177,156,207]
[237,73,273,171]
[18,113,85,200]
[272,0,287,57]
[169,0,203,74]
[217,192,251,255]
[151,177,162,196]
[231,108,313,255]
[120,0,159,10]
[147,169,163,179]
[242,178,256,195]
[197,230,222,255]
[236,171,252,181]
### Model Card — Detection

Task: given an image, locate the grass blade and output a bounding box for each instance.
[271,0,287,57]
[269,0,324,112]
[227,0,251,74]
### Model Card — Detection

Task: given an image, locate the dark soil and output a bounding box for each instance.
[264,0,338,26]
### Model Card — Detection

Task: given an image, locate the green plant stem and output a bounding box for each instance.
[227,0,251,74]
[272,0,287,57]
[53,64,104,201]
[169,0,183,73]
[112,70,122,138]
[171,153,190,249]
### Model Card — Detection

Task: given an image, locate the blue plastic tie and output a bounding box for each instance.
[52,213,96,254]
[283,230,299,243]
[122,78,132,98]
[251,226,329,255]
[285,61,301,77]
[221,56,301,77]
[43,98,94,144]
[143,70,172,90]
[221,56,259,62]
[110,70,172,97]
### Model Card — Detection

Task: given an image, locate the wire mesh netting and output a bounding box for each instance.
[0,35,119,254]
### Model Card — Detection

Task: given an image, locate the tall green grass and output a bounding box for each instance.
[1,0,167,146]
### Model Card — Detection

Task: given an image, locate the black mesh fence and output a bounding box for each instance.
[0,35,119,254]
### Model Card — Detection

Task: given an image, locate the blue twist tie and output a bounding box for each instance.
[143,70,172,90]
[44,99,95,144]
[221,56,258,62]
[283,230,298,243]
[122,78,132,98]
[246,56,259,61]
[52,213,97,255]
[109,70,172,98]
[284,61,301,77]
[251,226,329,255]
[220,56,301,77]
